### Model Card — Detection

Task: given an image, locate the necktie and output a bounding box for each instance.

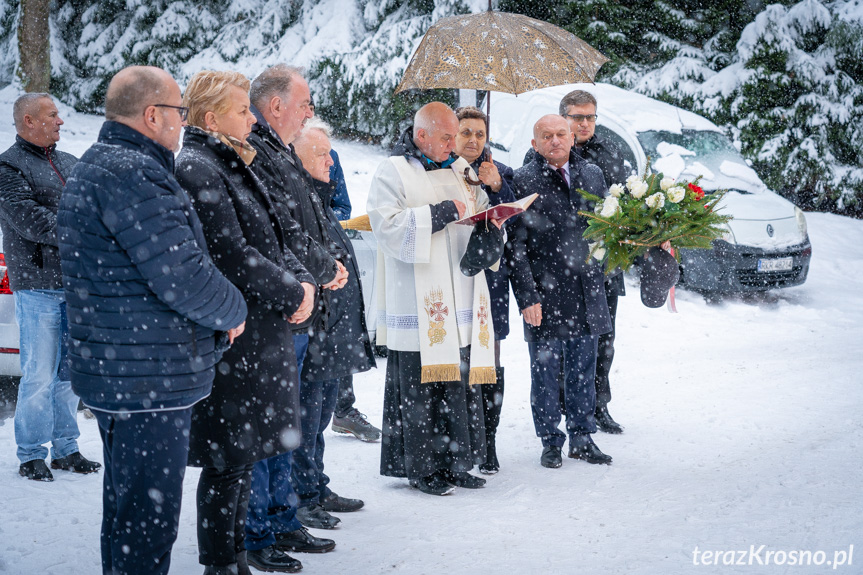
[557,166,569,187]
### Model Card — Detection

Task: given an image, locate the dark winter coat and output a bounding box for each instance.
[58,121,247,413]
[468,151,516,340]
[302,178,376,382]
[508,150,612,342]
[328,149,352,221]
[176,127,313,468]
[0,135,77,291]
[526,138,626,297]
[247,106,344,333]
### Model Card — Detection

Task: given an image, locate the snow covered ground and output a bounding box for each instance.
[1,91,862,574]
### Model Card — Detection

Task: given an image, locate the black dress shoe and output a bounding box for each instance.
[438,469,485,489]
[568,436,612,465]
[540,446,562,469]
[595,405,624,434]
[246,546,302,573]
[321,492,364,512]
[409,472,456,496]
[19,459,54,481]
[275,527,335,553]
[51,452,102,474]
[296,504,340,529]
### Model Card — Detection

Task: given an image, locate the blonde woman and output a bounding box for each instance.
[176,70,314,575]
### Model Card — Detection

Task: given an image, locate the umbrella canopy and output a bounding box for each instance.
[394,11,609,96]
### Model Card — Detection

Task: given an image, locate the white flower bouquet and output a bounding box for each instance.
[578,170,732,273]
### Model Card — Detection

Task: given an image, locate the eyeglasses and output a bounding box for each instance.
[154,104,189,122]
[563,113,598,124]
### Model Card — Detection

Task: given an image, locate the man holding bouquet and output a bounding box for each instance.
[508,114,613,469]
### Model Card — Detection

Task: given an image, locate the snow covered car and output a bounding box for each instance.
[487,83,812,293]
[0,227,21,379]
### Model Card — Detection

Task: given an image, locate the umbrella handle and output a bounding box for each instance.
[464,167,482,186]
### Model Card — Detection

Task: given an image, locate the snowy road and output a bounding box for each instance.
[1,92,861,574]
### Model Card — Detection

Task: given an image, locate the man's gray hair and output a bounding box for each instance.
[105,67,167,121]
[559,90,597,116]
[250,65,305,109]
[13,93,52,130]
[299,117,332,139]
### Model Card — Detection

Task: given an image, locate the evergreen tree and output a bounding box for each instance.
[312,0,481,142]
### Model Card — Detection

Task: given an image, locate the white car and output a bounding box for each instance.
[0,227,21,378]
[487,83,812,293]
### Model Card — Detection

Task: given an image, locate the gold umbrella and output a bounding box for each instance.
[394,10,608,96]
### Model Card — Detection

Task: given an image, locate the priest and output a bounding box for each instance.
[367,102,504,496]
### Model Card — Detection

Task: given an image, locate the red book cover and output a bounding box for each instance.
[454,193,538,225]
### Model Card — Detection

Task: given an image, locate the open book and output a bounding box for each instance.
[454,193,538,225]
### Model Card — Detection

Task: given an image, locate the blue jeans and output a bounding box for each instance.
[292,376,340,507]
[528,337,599,448]
[245,333,309,550]
[14,289,80,463]
[94,408,191,575]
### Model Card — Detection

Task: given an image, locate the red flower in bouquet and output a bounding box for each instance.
[688,183,705,201]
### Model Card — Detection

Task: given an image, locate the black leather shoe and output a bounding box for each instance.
[321,492,364,513]
[19,459,54,481]
[275,527,335,553]
[595,405,624,434]
[51,452,102,474]
[568,436,612,464]
[409,472,456,496]
[438,469,485,489]
[540,446,562,469]
[246,546,302,573]
[296,504,340,529]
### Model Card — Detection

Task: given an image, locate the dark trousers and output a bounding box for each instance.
[93,408,191,575]
[291,375,340,507]
[334,375,356,418]
[528,337,598,448]
[380,348,485,480]
[245,333,307,551]
[197,463,254,566]
[595,292,618,408]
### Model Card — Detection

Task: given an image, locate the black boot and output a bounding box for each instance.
[595,405,624,434]
[479,367,504,474]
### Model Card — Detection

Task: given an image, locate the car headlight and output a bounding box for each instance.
[720,223,736,245]
[795,206,808,240]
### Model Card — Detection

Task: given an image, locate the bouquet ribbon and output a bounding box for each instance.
[666,247,678,314]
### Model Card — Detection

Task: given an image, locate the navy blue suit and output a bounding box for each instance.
[509,150,611,448]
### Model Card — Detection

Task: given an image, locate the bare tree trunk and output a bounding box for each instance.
[17,0,51,93]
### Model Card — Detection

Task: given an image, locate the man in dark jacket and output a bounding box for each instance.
[57,66,247,575]
[0,93,100,481]
[293,116,376,533]
[560,89,627,434]
[242,64,349,567]
[509,114,613,470]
